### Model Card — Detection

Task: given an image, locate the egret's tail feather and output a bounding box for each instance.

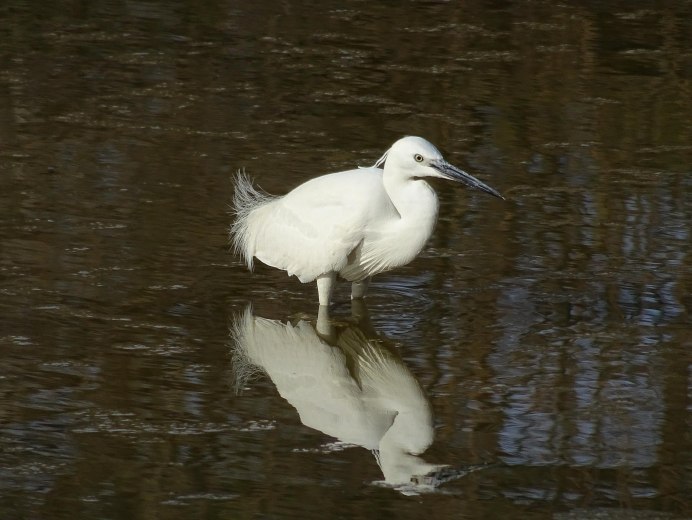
[229,306,265,394]
[230,171,276,270]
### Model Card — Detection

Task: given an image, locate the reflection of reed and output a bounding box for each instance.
[231,303,447,487]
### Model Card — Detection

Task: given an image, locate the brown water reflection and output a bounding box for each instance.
[1,1,691,519]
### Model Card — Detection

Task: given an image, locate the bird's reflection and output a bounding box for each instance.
[231,301,450,489]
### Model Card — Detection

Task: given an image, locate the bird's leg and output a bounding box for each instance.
[351,277,370,300]
[316,272,336,306]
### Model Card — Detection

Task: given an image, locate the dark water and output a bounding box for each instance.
[1,1,691,518]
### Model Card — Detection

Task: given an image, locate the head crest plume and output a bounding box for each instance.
[373,149,389,168]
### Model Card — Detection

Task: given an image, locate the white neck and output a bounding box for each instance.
[382,170,439,243]
[377,411,439,484]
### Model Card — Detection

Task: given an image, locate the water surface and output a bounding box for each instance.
[1,1,691,518]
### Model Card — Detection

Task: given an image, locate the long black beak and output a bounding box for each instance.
[432,160,504,200]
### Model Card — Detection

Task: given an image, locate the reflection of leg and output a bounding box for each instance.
[316,272,336,306]
[351,277,370,300]
[351,297,368,321]
[351,297,376,338]
[316,304,335,343]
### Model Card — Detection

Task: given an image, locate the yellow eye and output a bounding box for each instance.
[414,154,424,162]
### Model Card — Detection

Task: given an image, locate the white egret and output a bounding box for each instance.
[231,136,503,305]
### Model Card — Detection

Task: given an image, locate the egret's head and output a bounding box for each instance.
[379,136,504,200]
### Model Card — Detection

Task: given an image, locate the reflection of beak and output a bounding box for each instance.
[432,160,504,200]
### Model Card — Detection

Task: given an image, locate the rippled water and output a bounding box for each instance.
[1,1,691,518]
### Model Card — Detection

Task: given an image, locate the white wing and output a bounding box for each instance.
[233,168,397,282]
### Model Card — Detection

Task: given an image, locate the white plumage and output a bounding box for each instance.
[231,136,503,305]
[231,305,446,485]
